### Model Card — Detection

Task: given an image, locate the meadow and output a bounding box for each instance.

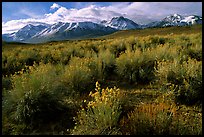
[2,25,202,135]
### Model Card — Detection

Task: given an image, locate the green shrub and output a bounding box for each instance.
[2,62,75,134]
[71,82,122,135]
[95,49,116,81]
[116,49,156,84]
[108,39,126,57]
[120,101,202,135]
[169,106,202,135]
[62,57,95,94]
[143,36,168,49]
[184,43,202,61]
[18,49,41,66]
[120,102,176,135]
[2,76,12,90]
[179,35,191,46]
[2,56,25,76]
[156,58,202,105]
[40,50,53,64]
[85,43,99,54]
[150,36,167,45]
[153,44,179,61]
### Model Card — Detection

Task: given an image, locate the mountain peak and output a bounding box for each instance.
[106,16,140,30]
[173,13,182,17]
[165,14,183,20]
[22,24,34,29]
[21,24,48,31]
[162,14,184,25]
[117,16,125,19]
[111,16,126,21]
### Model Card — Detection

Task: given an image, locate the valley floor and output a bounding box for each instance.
[2,25,202,135]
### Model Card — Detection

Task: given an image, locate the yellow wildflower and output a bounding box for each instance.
[109,88,113,93]
[96,81,100,88]
[89,91,93,96]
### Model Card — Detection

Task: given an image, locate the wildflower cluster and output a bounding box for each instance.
[72,81,122,135]
[88,81,121,109]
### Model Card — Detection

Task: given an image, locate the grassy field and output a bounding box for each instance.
[98,24,202,39]
[2,24,202,135]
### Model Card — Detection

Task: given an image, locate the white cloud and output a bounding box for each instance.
[2,19,45,34]
[50,3,61,10]
[2,2,202,34]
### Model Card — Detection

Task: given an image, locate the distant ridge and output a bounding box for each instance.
[2,14,202,43]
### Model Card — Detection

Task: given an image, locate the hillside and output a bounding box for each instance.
[98,24,202,39]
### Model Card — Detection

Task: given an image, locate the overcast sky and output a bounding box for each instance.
[2,2,202,34]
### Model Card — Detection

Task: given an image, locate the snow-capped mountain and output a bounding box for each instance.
[2,24,49,42]
[35,21,116,38]
[30,21,117,43]
[2,14,202,43]
[3,21,117,43]
[145,14,202,28]
[100,16,141,30]
[163,14,184,24]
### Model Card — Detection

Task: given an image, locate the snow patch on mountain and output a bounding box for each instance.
[145,14,202,28]
[181,15,202,25]
[100,16,140,30]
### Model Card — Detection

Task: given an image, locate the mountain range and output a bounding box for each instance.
[2,14,202,43]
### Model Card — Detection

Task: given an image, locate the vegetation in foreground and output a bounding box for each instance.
[2,25,202,135]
